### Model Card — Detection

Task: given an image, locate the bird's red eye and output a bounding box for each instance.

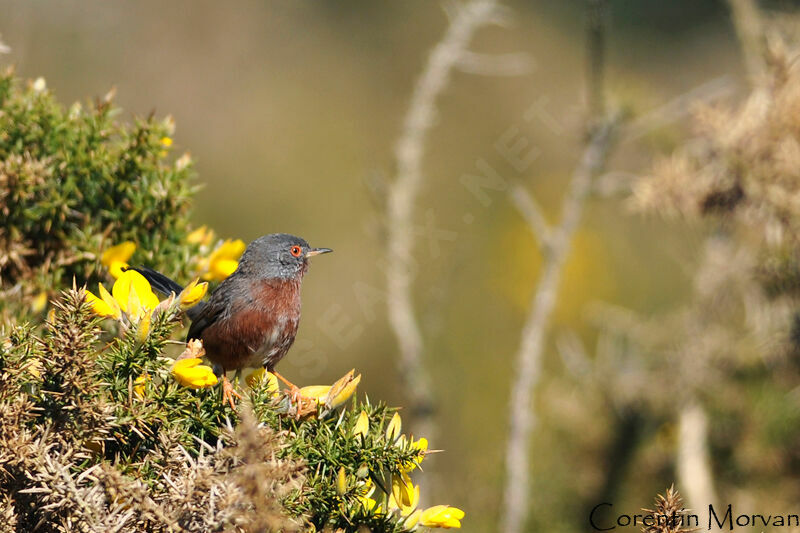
[290,245,303,257]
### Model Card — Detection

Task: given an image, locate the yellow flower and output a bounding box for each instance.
[297,385,330,401]
[31,291,48,313]
[112,270,160,321]
[246,368,279,394]
[201,239,246,281]
[101,241,136,279]
[297,370,361,411]
[85,283,121,319]
[359,496,380,513]
[336,467,347,496]
[160,136,173,147]
[360,477,376,497]
[209,258,239,280]
[354,410,369,438]
[325,370,361,409]
[401,436,429,472]
[179,278,208,309]
[386,412,402,441]
[133,373,149,398]
[357,480,382,515]
[265,372,280,393]
[137,313,151,342]
[412,436,428,461]
[86,271,162,325]
[389,472,420,516]
[419,505,465,529]
[171,357,218,389]
[404,510,422,530]
[187,225,215,246]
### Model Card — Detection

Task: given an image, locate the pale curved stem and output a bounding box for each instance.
[386,0,500,434]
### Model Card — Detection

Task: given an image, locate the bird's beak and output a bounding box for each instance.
[305,247,333,258]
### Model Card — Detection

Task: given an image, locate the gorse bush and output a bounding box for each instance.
[0,67,196,321]
[0,72,464,531]
[620,36,800,510]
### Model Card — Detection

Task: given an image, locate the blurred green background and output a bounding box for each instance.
[0,2,756,531]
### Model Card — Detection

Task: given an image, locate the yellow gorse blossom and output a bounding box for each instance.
[31,291,48,313]
[400,436,429,473]
[386,412,402,441]
[245,368,280,394]
[86,269,160,325]
[178,278,208,309]
[200,238,246,281]
[137,312,151,342]
[133,373,149,398]
[354,410,369,438]
[403,510,422,529]
[297,385,330,402]
[171,357,218,389]
[359,495,380,513]
[419,505,465,529]
[389,472,420,517]
[326,370,361,409]
[111,270,160,321]
[186,225,215,246]
[160,136,173,147]
[85,283,121,319]
[297,370,361,412]
[101,241,136,279]
[343,404,462,529]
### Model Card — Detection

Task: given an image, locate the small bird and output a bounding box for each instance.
[129,233,332,408]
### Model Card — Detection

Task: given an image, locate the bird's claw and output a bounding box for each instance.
[221,374,242,410]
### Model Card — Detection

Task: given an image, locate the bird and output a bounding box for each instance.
[128,233,332,408]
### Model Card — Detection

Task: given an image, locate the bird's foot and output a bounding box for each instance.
[221,374,242,410]
[273,371,317,418]
[289,385,317,420]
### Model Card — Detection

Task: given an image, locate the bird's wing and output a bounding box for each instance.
[186,299,224,341]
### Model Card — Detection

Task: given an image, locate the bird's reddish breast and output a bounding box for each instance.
[201,278,301,370]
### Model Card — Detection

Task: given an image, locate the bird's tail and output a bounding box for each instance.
[125,266,184,296]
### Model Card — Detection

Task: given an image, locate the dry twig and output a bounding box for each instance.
[385,0,504,437]
[500,117,617,533]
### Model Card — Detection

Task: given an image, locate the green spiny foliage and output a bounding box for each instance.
[0,68,197,319]
[0,289,435,531]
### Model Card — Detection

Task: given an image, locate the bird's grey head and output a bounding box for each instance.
[237,233,332,280]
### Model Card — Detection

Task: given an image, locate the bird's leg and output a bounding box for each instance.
[273,371,305,407]
[272,371,297,389]
[221,373,242,410]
